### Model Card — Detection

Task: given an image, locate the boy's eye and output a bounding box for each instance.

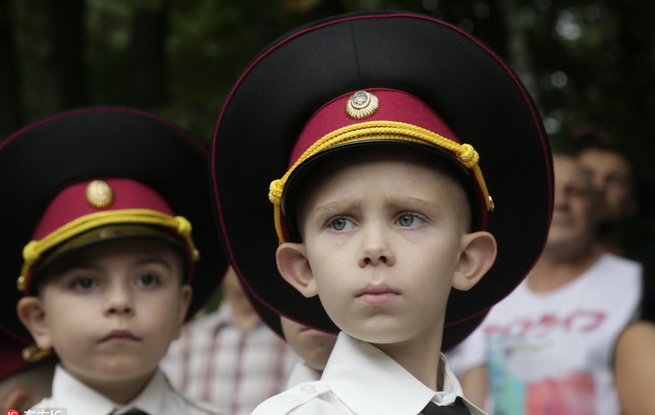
[328,217,354,231]
[396,213,423,228]
[71,277,98,291]
[136,272,160,287]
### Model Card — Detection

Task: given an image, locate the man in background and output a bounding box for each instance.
[448,153,642,415]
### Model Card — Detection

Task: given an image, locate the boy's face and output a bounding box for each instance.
[279,154,495,349]
[18,239,191,388]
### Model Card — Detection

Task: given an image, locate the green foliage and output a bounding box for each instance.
[7,0,655,177]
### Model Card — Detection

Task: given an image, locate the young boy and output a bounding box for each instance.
[0,108,225,414]
[212,11,553,414]
[280,316,338,387]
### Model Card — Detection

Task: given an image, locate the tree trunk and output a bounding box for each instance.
[127,2,169,107]
[0,0,22,139]
[499,0,540,106]
[27,0,87,115]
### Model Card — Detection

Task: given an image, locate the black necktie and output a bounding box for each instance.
[420,398,471,415]
[113,409,149,415]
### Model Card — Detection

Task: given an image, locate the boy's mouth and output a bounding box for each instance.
[99,329,141,343]
[356,283,400,305]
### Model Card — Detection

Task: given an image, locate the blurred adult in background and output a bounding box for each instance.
[571,125,640,257]
[571,126,655,415]
[448,153,642,415]
[161,267,298,415]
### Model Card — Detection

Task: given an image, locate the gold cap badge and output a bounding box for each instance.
[345,91,379,120]
[86,180,114,208]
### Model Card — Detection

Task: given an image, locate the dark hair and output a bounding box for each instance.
[571,124,640,197]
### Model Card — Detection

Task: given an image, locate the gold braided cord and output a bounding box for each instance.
[268,120,493,243]
[19,209,197,290]
[22,344,52,363]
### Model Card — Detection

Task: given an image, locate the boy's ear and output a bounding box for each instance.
[276,243,318,298]
[16,297,53,351]
[452,231,497,291]
[173,285,192,340]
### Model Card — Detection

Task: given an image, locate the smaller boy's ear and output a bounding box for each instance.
[452,231,497,291]
[16,297,53,351]
[276,243,318,298]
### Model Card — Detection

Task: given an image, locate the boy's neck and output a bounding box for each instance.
[374,336,443,391]
[65,364,156,405]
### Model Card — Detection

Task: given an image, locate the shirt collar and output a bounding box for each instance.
[49,365,172,415]
[49,365,119,415]
[286,362,322,388]
[321,333,467,415]
[118,369,169,414]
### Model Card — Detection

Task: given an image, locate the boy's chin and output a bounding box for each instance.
[341,325,441,347]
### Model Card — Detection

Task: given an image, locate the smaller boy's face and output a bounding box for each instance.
[297,156,471,346]
[280,316,337,372]
[20,239,190,386]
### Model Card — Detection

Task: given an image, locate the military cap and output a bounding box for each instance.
[212,11,553,349]
[0,107,226,348]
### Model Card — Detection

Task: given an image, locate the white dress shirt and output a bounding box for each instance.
[253,332,485,415]
[286,362,322,388]
[30,365,222,415]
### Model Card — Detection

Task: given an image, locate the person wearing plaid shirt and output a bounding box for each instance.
[161,267,298,415]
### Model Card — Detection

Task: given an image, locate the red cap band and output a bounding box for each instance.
[289,88,461,166]
[32,178,174,239]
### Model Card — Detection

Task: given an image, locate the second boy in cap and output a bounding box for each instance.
[1,108,225,415]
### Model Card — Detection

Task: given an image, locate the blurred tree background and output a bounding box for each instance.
[3,0,655,150]
[2,1,654,230]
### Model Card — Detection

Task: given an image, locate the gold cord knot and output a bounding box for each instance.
[17,275,26,291]
[22,345,52,362]
[457,143,479,168]
[22,241,40,269]
[269,179,284,204]
[175,216,192,237]
[175,216,199,260]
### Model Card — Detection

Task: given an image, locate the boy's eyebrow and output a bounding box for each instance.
[394,196,443,211]
[312,195,443,215]
[312,198,359,215]
[134,254,177,270]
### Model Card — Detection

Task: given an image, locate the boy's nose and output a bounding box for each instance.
[104,285,134,315]
[358,226,396,267]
